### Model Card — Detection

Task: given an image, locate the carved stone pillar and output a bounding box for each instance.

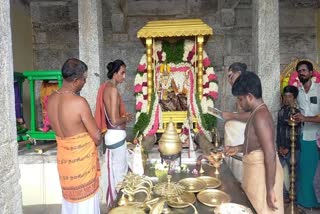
[252,0,280,117]
[0,0,23,213]
[78,0,104,112]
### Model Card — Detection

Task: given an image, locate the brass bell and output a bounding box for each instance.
[158,120,182,156]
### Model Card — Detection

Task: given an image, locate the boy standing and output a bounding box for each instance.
[276,85,300,203]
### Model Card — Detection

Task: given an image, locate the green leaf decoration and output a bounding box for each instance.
[133,92,156,135]
[133,113,149,136]
[162,40,184,64]
[194,93,217,130]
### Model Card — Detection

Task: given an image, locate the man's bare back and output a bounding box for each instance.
[47,91,100,142]
[48,92,84,137]
[48,59,102,212]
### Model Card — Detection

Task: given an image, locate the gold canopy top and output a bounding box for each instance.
[137,19,213,38]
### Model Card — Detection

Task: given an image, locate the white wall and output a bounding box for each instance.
[19,163,62,205]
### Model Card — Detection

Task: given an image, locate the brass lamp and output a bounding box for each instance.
[209,127,223,176]
[158,120,182,156]
[285,105,300,214]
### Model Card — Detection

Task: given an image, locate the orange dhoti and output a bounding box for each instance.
[242,150,284,214]
[56,132,100,203]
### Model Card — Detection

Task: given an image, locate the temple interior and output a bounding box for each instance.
[2,0,320,213]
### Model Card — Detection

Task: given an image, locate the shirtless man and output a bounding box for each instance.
[47,58,101,214]
[224,72,284,213]
[96,59,133,209]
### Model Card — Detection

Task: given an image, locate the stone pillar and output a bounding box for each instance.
[0,0,23,213]
[78,0,104,112]
[252,0,280,117]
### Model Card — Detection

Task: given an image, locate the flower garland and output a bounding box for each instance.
[133,39,218,139]
[185,67,213,142]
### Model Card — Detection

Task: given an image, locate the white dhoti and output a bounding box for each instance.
[224,120,246,183]
[62,192,100,214]
[104,129,128,208]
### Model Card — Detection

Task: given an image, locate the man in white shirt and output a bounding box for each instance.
[292,60,320,208]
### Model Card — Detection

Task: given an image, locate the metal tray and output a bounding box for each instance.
[178,177,207,193]
[199,176,222,189]
[197,189,231,207]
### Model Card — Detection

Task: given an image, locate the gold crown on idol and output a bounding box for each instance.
[159,63,171,73]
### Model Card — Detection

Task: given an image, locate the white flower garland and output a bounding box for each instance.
[139,54,147,65]
[206,67,214,75]
[142,94,159,135]
[135,39,218,138]
[183,40,194,61]
[203,73,209,84]
[188,69,212,142]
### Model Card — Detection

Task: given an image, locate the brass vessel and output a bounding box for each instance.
[158,120,182,156]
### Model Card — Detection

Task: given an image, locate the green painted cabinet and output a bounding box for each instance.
[23,70,62,140]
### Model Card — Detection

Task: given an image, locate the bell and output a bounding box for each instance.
[159,120,182,156]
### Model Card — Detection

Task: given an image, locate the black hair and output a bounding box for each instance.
[106,59,126,79]
[228,62,247,74]
[232,71,262,99]
[283,85,299,98]
[61,58,88,82]
[296,60,313,72]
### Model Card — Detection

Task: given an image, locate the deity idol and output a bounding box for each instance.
[157,63,188,111]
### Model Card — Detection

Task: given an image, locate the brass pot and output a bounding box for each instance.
[158,121,182,156]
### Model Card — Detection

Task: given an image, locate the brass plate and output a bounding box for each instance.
[167,192,196,208]
[199,176,221,189]
[178,177,207,193]
[197,189,231,207]
[109,206,145,214]
[217,203,253,214]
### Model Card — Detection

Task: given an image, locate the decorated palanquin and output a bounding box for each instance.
[280,58,320,92]
[134,19,218,143]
